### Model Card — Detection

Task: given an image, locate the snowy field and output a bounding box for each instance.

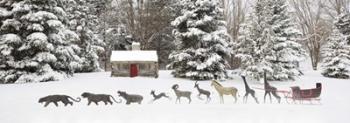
[1,69,350,123]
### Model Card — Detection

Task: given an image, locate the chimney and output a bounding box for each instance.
[131,42,140,51]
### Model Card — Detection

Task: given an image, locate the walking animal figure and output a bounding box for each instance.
[194,81,211,103]
[38,95,81,107]
[117,91,143,105]
[171,84,192,104]
[149,90,171,103]
[81,92,121,105]
[241,76,259,104]
[211,80,239,104]
[263,72,281,103]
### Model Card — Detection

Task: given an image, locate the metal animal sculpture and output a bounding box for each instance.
[171,84,192,104]
[211,80,239,104]
[241,76,259,104]
[81,92,121,105]
[263,72,281,103]
[194,81,211,103]
[38,95,81,107]
[149,90,171,103]
[117,91,143,105]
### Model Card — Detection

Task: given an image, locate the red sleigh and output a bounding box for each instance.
[283,83,322,104]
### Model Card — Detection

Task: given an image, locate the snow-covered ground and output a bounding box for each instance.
[1,68,350,123]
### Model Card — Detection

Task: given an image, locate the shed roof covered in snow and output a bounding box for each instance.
[110,51,158,62]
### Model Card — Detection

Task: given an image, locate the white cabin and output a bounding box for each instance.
[110,42,159,78]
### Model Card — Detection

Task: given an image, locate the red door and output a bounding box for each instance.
[130,64,138,77]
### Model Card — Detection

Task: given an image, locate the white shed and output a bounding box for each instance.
[110,43,159,78]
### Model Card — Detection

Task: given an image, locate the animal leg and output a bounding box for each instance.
[164,95,171,100]
[188,96,191,104]
[167,96,172,100]
[220,95,224,104]
[175,98,178,104]
[272,91,281,103]
[268,92,272,103]
[264,92,268,103]
[233,94,238,103]
[87,101,92,106]
[108,100,113,105]
[197,94,203,100]
[251,93,259,104]
[244,93,249,103]
[54,102,58,107]
[104,101,108,105]
[206,95,211,103]
[44,102,50,107]
[94,101,98,105]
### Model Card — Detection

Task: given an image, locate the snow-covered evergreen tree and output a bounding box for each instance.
[106,25,133,51]
[167,0,233,80]
[0,0,81,83]
[321,27,350,79]
[235,0,305,81]
[335,13,350,44]
[65,0,104,72]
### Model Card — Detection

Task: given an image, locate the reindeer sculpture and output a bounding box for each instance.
[241,76,259,104]
[171,84,192,104]
[149,90,171,103]
[211,80,239,104]
[263,72,281,103]
[194,81,211,103]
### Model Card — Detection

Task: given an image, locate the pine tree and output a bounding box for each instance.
[335,13,350,44]
[65,0,104,72]
[235,0,305,81]
[167,0,233,80]
[0,0,81,83]
[321,28,350,79]
[234,0,272,80]
[107,25,133,51]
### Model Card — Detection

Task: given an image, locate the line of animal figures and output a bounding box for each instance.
[39,75,285,107]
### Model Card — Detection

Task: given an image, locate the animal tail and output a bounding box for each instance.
[68,96,81,102]
[110,95,122,103]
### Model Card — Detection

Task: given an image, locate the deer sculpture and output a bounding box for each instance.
[194,81,211,103]
[171,84,192,104]
[149,90,171,103]
[263,72,281,103]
